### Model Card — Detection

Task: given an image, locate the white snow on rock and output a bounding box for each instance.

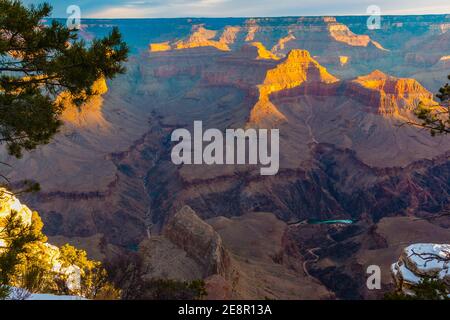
[404,244,450,278]
[392,261,421,285]
[26,294,86,300]
[7,287,87,300]
[391,243,450,294]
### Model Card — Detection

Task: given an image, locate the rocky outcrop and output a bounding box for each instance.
[149,41,171,52]
[250,42,280,60]
[391,244,450,295]
[261,49,339,91]
[249,49,338,126]
[347,70,436,115]
[175,26,230,51]
[339,56,349,67]
[219,26,241,46]
[150,25,233,52]
[325,17,388,51]
[138,206,231,283]
[327,21,370,47]
[269,68,438,117]
[163,206,231,278]
[271,33,296,54]
[0,188,33,228]
[244,19,260,42]
[138,208,333,299]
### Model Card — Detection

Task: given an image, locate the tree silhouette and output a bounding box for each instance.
[0,0,128,158]
[413,75,450,135]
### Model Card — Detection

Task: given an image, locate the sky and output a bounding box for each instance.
[22,0,450,18]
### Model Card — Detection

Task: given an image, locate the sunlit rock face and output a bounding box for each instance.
[148,17,388,59]
[271,33,295,53]
[392,244,450,295]
[174,26,230,51]
[326,19,371,47]
[59,77,109,129]
[347,70,436,115]
[150,25,233,52]
[0,188,33,227]
[249,49,338,127]
[249,42,280,60]
[149,41,171,52]
[339,56,349,66]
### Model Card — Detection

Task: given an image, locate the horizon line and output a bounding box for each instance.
[51,12,450,20]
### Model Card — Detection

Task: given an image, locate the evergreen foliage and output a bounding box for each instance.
[385,279,450,300]
[414,75,450,135]
[0,0,128,157]
[0,208,119,300]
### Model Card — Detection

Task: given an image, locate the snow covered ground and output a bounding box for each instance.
[7,287,87,300]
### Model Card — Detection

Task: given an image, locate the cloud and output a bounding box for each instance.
[21,0,450,18]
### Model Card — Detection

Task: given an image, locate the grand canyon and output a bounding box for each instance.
[2,14,450,300]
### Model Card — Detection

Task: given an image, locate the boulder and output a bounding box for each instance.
[391,243,450,295]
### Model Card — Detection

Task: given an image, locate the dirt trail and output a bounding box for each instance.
[303,247,321,281]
